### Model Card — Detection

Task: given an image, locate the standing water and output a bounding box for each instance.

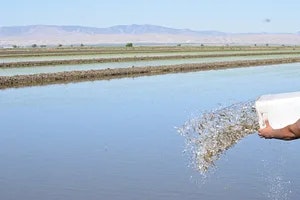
[0,63,300,200]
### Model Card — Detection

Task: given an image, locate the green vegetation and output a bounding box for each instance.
[125,43,133,47]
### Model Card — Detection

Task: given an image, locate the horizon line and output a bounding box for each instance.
[0,24,298,35]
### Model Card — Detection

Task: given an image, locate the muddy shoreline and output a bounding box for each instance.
[1,57,300,89]
[1,51,300,68]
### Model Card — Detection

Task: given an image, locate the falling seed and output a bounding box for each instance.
[178,100,259,174]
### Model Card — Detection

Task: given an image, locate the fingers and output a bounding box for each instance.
[258,132,267,138]
[258,126,265,134]
[258,133,271,139]
[257,118,273,139]
[264,119,270,127]
[258,129,265,137]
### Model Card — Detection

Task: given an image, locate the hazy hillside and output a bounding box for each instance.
[0,24,226,37]
[0,24,300,46]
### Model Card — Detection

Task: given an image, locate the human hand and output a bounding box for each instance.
[258,120,274,139]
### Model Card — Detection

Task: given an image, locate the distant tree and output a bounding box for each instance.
[80,43,84,47]
[12,45,18,48]
[125,43,133,47]
[58,44,63,47]
[177,44,181,47]
[200,44,204,47]
[40,45,47,48]
[32,44,37,48]
[266,43,269,47]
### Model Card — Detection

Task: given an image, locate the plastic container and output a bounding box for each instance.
[255,91,300,129]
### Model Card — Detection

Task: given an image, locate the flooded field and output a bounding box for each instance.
[0,63,300,200]
[1,54,300,76]
[1,50,300,63]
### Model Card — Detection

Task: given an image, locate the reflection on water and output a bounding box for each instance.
[1,54,300,76]
[178,101,259,173]
[0,63,300,199]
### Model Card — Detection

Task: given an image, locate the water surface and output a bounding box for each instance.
[0,63,300,200]
[1,54,300,76]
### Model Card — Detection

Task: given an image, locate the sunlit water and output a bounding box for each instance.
[1,54,300,76]
[0,63,300,200]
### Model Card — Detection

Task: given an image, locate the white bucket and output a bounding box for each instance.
[255,91,300,129]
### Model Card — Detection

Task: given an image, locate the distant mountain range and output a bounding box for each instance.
[0,24,300,46]
[0,24,226,37]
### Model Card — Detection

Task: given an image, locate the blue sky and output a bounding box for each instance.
[1,0,299,33]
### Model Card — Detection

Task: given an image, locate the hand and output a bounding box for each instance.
[258,120,274,139]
